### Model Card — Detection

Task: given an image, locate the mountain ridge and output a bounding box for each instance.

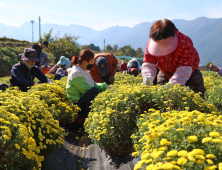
[0,17,222,66]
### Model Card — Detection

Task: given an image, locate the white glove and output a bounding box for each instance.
[168,81,174,85]
[164,82,174,87]
[142,76,153,87]
[105,85,111,89]
[41,65,46,69]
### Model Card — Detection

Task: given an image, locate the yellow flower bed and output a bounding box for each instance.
[0,88,65,168]
[0,77,79,169]
[203,71,222,111]
[130,71,222,170]
[0,108,43,169]
[1,70,222,169]
[28,81,79,124]
[132,109,222,170]
[84,73,217,156]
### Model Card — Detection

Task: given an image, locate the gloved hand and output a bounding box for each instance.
[41,65,46,69]
[142,76,153,87]
[105,85,111,89]
[168,81,174,85]
[163,82,174,87]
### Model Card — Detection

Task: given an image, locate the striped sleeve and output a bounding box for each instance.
[169,66,192,85]
[141,62,157,79]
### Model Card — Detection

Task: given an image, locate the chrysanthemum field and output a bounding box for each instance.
[1,71,222,170]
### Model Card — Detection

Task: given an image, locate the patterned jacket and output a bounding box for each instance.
[40,52,50,68]
[89,53,118,83]
[142,31,200,85]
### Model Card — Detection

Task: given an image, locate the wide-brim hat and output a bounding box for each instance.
[20,48,39,62]
[57,56,67,66]
[148,34,178,56]
[65,58,71,69]
[97,57,109,75]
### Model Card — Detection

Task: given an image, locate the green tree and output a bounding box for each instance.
[124,45,136,56]
[114,51,124,56]
[81,43,100,52]
[113,44,118,51]
[136,48,144,58]
[106,44,113,52]
[41,28,54,43]
[44,31,80,64]
[118,47,125,54]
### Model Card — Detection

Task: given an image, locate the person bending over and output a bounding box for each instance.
[89,53,118,85]
[49,56,71,80]
[127,58,141,77]
[31,41,48,67]
[142,19,204,98]
[9,48,49,92]
[210,64,222,76]
[119,60,128,73]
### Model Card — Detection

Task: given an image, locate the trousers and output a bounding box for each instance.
[157,69,205,98]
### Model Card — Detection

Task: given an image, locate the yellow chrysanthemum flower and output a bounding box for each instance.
[206,159,214,165]
[167,150,178,157]
[176,128,185,132]
[202,137,212,143]
[209,132,220,138]
[206,154,216,159]
[177,157,187,165]
[187,136,198,143]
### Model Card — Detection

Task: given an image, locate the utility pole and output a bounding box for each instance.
[104,39,105,52]
[39,16,41,41]
[30,20,34,42]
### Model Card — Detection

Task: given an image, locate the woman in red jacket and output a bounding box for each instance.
[142,19,204,98]
[119,60,128,72]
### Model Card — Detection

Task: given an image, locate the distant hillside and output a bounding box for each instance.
[1,17,222,67]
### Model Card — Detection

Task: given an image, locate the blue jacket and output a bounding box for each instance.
[9,61,48,92]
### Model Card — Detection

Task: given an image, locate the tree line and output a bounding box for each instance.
[0,29,145,77]
[81,44,144,58]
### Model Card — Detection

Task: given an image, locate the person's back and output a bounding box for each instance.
[51,56,71,80]
[120,63,127,72]
[89,53,118,84]
[127,58,141,77]
[127,58,141,70]
[31,41,48,67]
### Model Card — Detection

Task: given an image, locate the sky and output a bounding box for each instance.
[0,0,222,31]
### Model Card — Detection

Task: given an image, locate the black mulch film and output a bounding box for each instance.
[42,123,140,170]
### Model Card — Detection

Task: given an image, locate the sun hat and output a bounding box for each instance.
[148,34,178,56]
[57,56,67,66]
[96,57,109,75]
[65,58,71,69]
[20,48,39,62]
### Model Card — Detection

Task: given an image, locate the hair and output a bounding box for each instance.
[71,56,77,65]
[72,49,94,65]
[149,19,178,41]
